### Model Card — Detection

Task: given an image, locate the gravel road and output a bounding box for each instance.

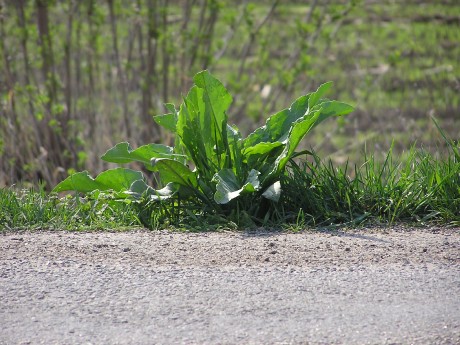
[1,226,459,344]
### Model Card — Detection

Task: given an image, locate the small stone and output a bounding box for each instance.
[122,247,131,252]
[345,247,351,252]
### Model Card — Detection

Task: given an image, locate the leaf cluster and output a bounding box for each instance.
[53,71,353,225]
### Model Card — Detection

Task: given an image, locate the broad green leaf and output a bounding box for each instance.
[272,110,322,178]
[53,171,102,193]
[272,101,354,180]
[193,70,232,164]
[95,168,144,191]
[153,158,197,187]
[223,124,244,178]
[149,183,177,201]
[176,71,234,177]
[243,141,284,158]
[52,168,144,193]
[262,181,281,202]
[242,141,284,174]
[126,179,154,199]
[176,86,209,170]
[243,82,337,150]
[101,142,177,168]
[127,179,177,201]
[164,103,177,114]
[213,169,240,203]
[213,169,260,204]
[153,113,177,133]
[308,81,333,110]
[244,95,309,148]
[314,100,354,119]
[305,101,355,135]
[193,70,232,136]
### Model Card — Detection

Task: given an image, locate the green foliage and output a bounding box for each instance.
[53,71,353,223]
[0,187,142,231]
[281,133,460,227]
[2,1,459,189]
[53,168,144,194]
[5,117,459,231]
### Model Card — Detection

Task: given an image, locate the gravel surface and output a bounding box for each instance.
[1,226,459,344]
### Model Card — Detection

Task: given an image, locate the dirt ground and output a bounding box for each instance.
[1,226,459,344]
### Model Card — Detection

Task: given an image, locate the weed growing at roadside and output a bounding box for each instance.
[21,69,456,231]
[53,71,353,226]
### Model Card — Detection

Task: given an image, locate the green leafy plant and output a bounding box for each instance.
[53,70,353,222]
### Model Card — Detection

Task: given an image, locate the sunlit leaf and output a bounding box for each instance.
[308,81,332,110]
[53,168,144,193]
[101,142,177,168]
[262,181,282,202]
[152,158,197,187]
[213,169,260,204]
[153,113,177,133]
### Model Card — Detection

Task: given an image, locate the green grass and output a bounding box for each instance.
[296,1,460,162]
[0,187,143,231]
[281,145,460,228]
[2,140,458,231]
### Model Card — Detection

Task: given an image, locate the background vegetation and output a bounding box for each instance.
[0,0,459,189]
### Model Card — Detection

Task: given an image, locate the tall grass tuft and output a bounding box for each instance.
[281,139,460,227]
